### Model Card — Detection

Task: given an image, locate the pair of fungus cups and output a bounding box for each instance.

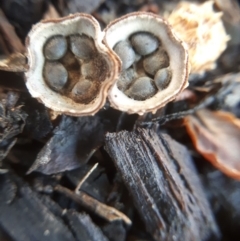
[26,12,189,116]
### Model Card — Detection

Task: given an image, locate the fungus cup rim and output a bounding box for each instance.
[104,12,190,115]
[25,13,120,116]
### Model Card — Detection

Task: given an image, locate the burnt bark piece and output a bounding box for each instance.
[0,9,25,53]
[0,71,26,90]
[22,97,53,140]
[1,0,48,39]
[105,129,220,241]
[201,168,240,240]
[66,164,111,203]
[28,113,114,174]
[102,220,127,241]
[55,0,104,16]
[0,91,26,163]
[64,210,109,241]
[0,173,75,241]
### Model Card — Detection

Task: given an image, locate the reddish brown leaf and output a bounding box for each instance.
[185,109,240,180]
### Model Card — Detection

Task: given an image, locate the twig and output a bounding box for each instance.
[75,163,98,194]
[139,95,215,128]
[55,185,132,226]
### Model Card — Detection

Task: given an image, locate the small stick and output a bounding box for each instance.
[75,163,99,194]
[139,95,215,127]
[55,185,132,226]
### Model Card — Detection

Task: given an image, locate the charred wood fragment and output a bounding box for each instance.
[105,128,220,241]
[1,0,48,40]
[201,168,240,240]
[0,172,75,241]
[57,0,104,16]
[64,210,109,241]
[28,114,115,174]
[22,97,53,140]
[0,91,26,164]
[101,220,127,241]
[0,9,25,53]
[66,164,111,203]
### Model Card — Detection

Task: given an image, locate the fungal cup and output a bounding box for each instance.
[104,12,189,115]
[26,13,120,116]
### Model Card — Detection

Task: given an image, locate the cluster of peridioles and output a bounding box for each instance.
[26,12,189,116]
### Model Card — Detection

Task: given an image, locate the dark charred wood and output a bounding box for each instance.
[0,0,239,240]
[0,9,25,54]
[64,210,109,241]
[27,113,115,174]
[0,227,13,241]
[0,91,26,163]
[105,128,221,241]
[0,171,120,241]
[66,164,111,203]
[22,97,53,140]
[0,172,75,241]
[0,71,27,91]
[219,45,240,72]
[54,0,104,16]
[102,220,127,241]
[201,167,240,240]
[1,0,48,40]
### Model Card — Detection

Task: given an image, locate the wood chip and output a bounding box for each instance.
[64,211,109,241]
[105,128,220,241]
[27,114,115,175]
[0,173,75,241]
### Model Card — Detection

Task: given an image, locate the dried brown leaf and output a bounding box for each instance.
[185,109,240,179]
[28,113,115,175]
